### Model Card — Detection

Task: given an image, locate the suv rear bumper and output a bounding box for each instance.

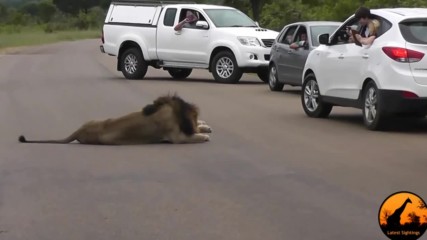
[380,90,427,114]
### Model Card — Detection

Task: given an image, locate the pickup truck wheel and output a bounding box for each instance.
[211,51,243,84]
[120,48,147,80]
[257,69,269,83]
[167,68,192,79]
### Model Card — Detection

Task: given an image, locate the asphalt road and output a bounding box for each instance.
[1,39,426,240]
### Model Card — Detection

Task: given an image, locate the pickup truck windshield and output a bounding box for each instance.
[204,9,257,28]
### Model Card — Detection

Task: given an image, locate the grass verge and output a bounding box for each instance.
[0,27,101,52]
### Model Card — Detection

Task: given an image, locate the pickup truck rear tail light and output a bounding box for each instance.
[382,47,424,63]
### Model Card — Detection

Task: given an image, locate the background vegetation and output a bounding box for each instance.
[1,0,426,49]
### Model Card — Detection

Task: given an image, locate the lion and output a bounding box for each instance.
[18,94,212,145]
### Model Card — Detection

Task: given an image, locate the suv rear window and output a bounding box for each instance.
[399,19,427,44]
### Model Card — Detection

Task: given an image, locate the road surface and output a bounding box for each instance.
[0,39,426,240]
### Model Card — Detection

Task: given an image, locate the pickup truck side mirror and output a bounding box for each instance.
[318,33,330,45]
[196,21,209,29]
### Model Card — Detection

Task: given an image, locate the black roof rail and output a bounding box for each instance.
[111,0,196,6]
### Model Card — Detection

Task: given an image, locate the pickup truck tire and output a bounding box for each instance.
[257,69,269,83]
[211,51,243,84]
[120,48,148,80]
[167,68,193,79]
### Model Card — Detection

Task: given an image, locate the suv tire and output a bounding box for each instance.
[362,81,388,130]
[120,48,148,80]
[168,68,192,79]
[211,51,243,83]
[268,64,284,91]
[301,73,332,118]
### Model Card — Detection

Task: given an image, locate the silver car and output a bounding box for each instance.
[268,21,341,91]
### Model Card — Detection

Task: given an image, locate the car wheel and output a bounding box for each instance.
[362,81,388,130]
[268,64,284,92]
[257,68,269,83]
[120,48,148,80]
[301,73,332,118]
[211,51,243,84]
[168,68,192,79]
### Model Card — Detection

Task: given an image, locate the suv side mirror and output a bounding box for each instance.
[196,20,209,29]
[318,33,330,45]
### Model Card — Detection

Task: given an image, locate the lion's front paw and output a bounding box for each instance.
[198,125,212,133]
[199,134,210,142]
[197,120,207,126]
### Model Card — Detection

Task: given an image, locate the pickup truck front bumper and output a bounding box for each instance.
[236,46,271,68]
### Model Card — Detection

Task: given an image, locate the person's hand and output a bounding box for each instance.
[290,43,298,49]
[183,18,190,23]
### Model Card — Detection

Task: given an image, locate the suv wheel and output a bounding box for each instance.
[362,81,388,130]
[257,68,269,83]
[120,48,148,80]
[211,51,243,83]
[268,64,284,91]
[301,73,332,118]
[168,68,192,79]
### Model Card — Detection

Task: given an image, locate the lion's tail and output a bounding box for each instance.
[18,131,78,144]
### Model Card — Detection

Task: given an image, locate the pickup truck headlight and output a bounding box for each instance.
[237,36,261,47]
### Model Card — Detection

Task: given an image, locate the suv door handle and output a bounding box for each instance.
[362,54,369,59]
[175,32,181,35]
[338,55,344,59]
[287,50,293,54]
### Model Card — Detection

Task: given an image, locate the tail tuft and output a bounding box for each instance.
[18,135,26,143]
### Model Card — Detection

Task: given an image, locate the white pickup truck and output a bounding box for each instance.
[100,0,279,83]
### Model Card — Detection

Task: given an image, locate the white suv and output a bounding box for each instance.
[100,0,279,83]
[301,8,427,130]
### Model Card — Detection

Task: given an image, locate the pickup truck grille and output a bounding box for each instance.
[262,39,274,47]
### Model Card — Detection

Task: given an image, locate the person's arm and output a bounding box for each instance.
[290,42,299,49]
[174,18,189,31]
[355,34,376,45]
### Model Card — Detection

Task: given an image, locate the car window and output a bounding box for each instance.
[280,25,298,44]
[178,8,206,29]
[293,25,307,43]
[399,19,427,44]
[164,8,177,27]
[330,17,360,45]
[310,25,340,47]
[276,27,287,43]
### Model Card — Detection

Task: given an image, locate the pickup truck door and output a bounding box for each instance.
[157,8,210,64]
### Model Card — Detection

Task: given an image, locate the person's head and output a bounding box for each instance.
[186,10,197,22]
[355,7,371,25]
[300,33,307,41]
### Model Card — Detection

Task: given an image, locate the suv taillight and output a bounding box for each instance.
[382,47,424,63]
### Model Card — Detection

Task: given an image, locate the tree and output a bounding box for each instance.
[38,1,57,23]
[52,0,100,15]
[408,212,421,226]
[381,209,392,223]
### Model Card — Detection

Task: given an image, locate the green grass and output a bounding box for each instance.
[0,26,101,51]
